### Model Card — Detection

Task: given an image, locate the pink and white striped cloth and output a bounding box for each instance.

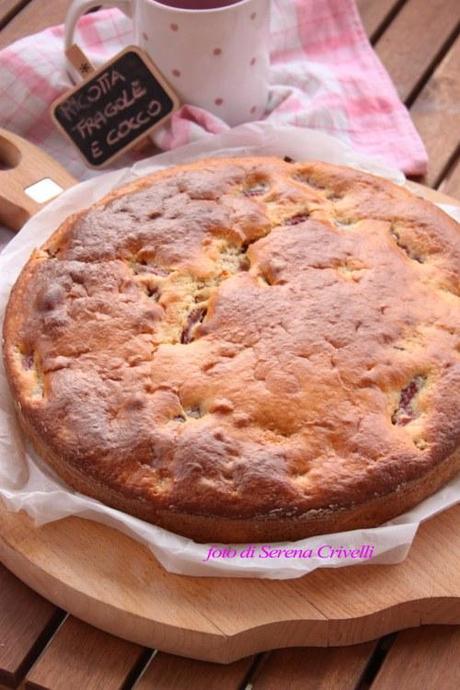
[0,0,428,180]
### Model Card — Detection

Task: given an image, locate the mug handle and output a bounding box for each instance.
[64,0,134,54]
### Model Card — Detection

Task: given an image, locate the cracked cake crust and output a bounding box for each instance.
[3,156,460,542]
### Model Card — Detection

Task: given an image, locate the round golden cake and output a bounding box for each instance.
[3,157,460,543]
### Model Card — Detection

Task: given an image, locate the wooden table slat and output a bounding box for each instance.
[133,651,255,690]
[0,0,70,50]
[251,643,377,690]
[356,0,405,43]
[370,626,460,690]
[410,37,460,187]
[25,617,147,690]
[0,564,63,687]
[0,0,30,30]
[375,0,460,104]
[439,157,460,199]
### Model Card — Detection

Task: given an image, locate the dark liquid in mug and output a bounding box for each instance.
[153,0,243,8]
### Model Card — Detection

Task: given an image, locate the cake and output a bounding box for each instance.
[3,157,460,543]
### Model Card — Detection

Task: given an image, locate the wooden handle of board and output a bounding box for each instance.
[0,128,76,232]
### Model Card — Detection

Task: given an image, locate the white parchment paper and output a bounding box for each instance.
[1,123,459,579]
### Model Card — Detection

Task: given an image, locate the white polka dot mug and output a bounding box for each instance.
[64,0,271,127]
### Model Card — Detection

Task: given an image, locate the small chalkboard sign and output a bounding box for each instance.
[51,46,180,168]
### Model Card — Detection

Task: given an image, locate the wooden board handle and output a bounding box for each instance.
[0,129,76,232]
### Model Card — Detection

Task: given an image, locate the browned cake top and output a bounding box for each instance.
[3,157,460,523]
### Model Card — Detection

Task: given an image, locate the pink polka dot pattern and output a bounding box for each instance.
[215,98,224,106]
[250,57,256,66]
[213,48,222,56]
[142,32,149,42]
[172,69,181,77]
[170,23,178,31]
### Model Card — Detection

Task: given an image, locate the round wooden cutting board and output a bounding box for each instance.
[1,502,460,664]
[0,129,459,664]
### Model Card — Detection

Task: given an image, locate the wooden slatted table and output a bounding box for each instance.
[0,1,459,687]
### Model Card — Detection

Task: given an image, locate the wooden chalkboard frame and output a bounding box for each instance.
[51,46,180,169]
